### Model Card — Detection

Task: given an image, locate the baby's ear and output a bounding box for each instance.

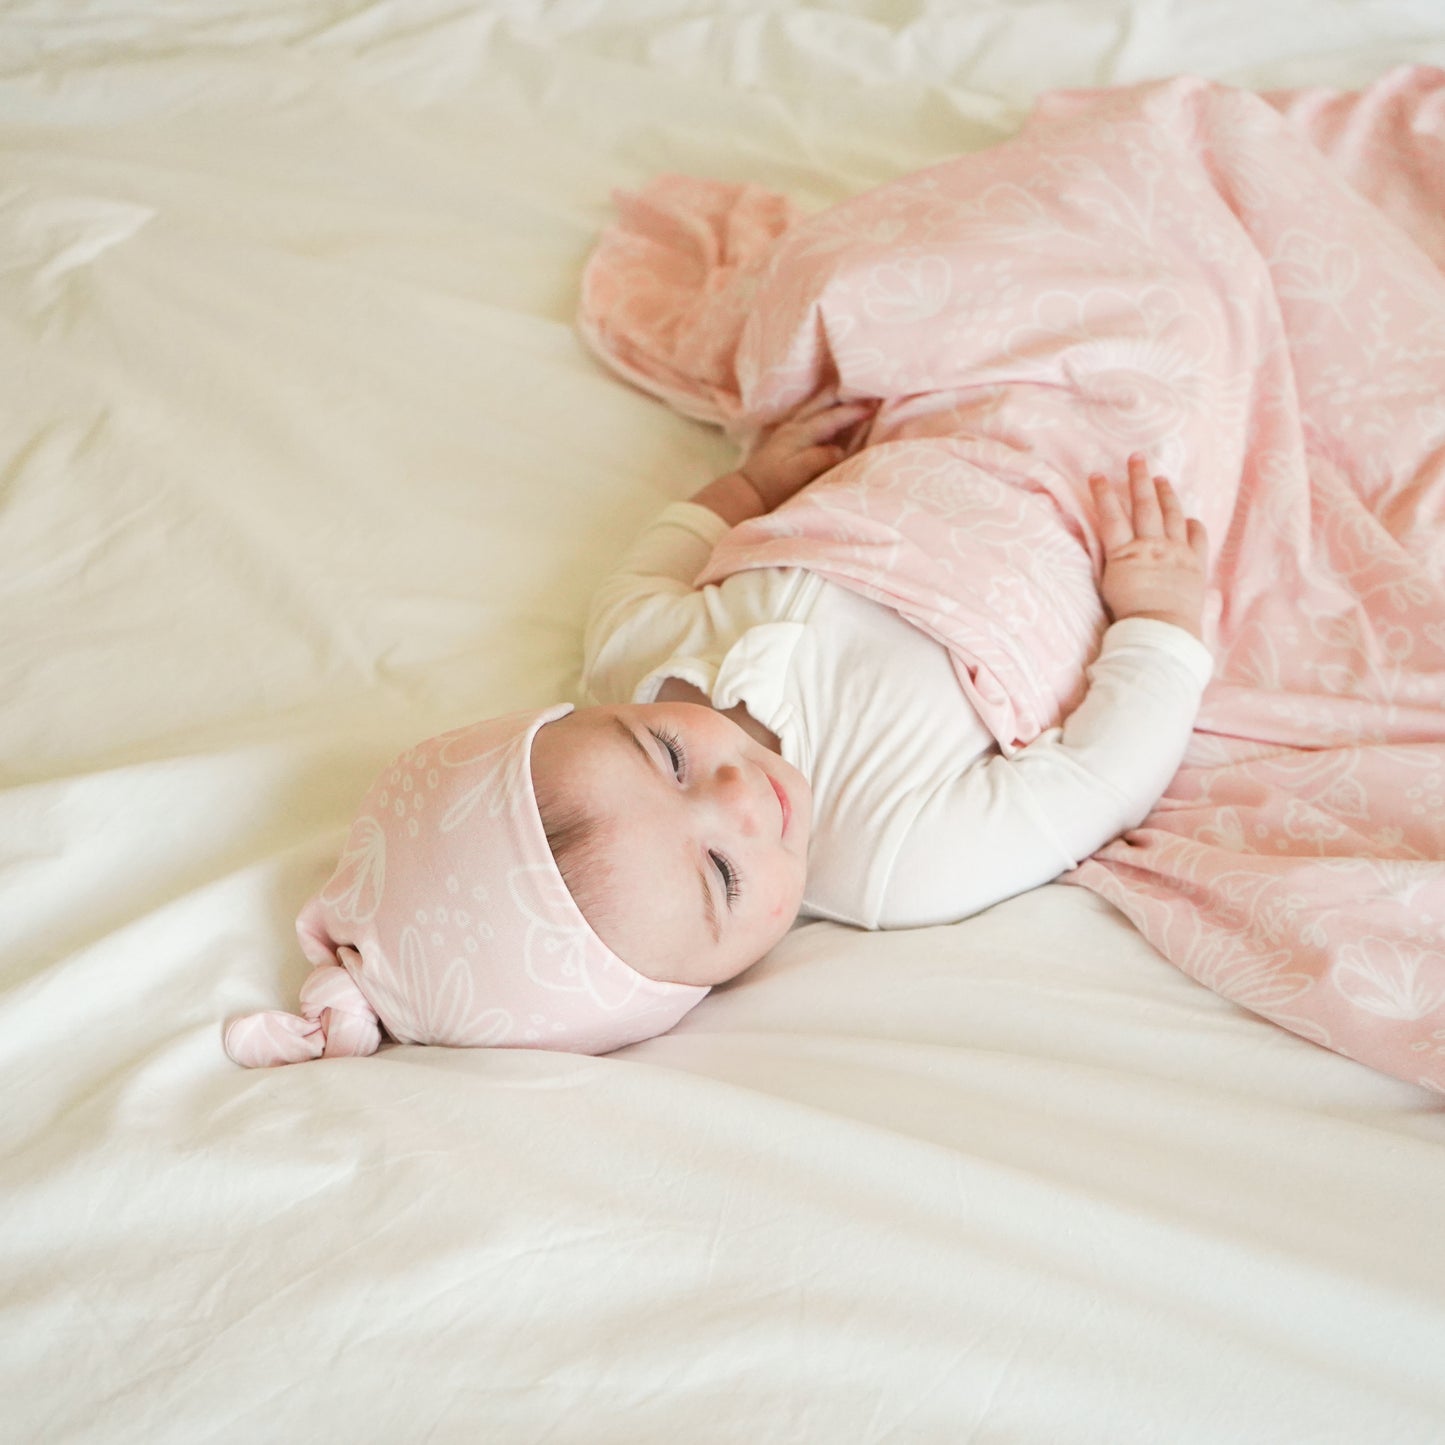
[224,958,381,1067]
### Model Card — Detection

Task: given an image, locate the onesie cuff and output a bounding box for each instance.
[1100,616,1215,689]
[657,500,733,548]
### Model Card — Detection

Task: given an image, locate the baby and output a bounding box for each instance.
[225,403,1209,1066]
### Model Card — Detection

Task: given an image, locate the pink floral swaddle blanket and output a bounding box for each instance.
[579,67,1445,1092]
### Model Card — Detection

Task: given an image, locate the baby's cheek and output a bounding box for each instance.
[769,869,806,922]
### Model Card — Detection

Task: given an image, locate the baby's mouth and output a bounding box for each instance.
[766,771,791,837]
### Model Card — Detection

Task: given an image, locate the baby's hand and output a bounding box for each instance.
[739,400,872,512]
[1089,454,1210,639]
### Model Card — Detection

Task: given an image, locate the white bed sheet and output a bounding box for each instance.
[4,3,1445,1441]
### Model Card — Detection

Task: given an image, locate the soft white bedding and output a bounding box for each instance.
[4,4,1445,1441]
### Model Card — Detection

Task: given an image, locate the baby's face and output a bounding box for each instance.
[529,701,812,988]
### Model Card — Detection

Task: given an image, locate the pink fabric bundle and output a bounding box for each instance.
[579,67,1445,1091]
[225,706,708,1066]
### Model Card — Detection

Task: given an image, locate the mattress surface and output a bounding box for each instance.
[3,3,1444,1441]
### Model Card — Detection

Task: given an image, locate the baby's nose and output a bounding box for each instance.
[710,763,763,836]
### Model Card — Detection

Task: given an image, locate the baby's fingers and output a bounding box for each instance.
[802,441,848,471]
[1155,474,1190,541]
[1128,454,1165,536]
[1089,472,1134,551]
[780,442,847,487]
[792,399,873,445]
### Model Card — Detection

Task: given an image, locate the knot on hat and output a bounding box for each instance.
[224,958,382,1067]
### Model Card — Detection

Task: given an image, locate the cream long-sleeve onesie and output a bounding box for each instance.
[581,501,1214,931]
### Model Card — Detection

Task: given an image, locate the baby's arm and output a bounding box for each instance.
[581,503,727,705]
[582,401,867,704]
[875,456,1212,926]
[692,401,872,525]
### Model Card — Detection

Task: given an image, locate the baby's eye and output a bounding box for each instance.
[652,726,686,779]
[710,850,741,907]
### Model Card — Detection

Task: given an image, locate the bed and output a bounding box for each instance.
[5,3,1445,1441]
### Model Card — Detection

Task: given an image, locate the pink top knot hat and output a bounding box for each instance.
[225,704,709,1066]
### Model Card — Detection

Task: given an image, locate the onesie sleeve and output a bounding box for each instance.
[874,617,1214,927]
[581,501,732,706]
